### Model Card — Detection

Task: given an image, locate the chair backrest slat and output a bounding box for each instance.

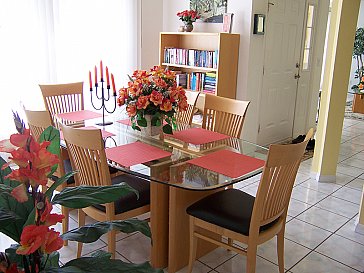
[175,91,200,125]
[202,94,250,138]
[39,82,84,127]
[252,129,313,228]
[60,124,111,187]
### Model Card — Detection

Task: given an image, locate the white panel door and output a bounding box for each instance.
[258,0,306,145]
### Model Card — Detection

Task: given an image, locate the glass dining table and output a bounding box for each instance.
[57,110,268,273]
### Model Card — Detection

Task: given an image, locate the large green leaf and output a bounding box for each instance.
[40,126,61,157]
[44,257,163,273]
[162,124,173,134]
[43,251,60,269]
[0,208,18,228]
[0,156,34,242]
[5,244,23,268]
[61,219,151,243]
[51,183,138,209]
[45,171,76,198]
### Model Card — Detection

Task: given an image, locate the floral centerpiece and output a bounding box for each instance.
[176,10,200,32]
[117,66,188,135]
[0,113,161,273]
[177,10,200,25]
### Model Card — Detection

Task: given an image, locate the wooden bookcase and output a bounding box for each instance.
[159,32,240,102]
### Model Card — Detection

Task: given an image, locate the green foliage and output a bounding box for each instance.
[44,257,163,273]
[61,219,151,243]
[0,156,33,242]
[51,183,138,209]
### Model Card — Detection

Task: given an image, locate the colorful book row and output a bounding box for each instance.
[176,72,216,93]
[164,48,218,69]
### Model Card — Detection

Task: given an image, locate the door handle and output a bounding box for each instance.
[294,74,301,79]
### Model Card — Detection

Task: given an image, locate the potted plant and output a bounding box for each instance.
[0,113,162,273]
[117,66,188,135]
[176,10,200,32]
[351,27,364,113]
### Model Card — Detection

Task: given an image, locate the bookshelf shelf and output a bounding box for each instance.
[161,63,218,72]
[159,32,240,100]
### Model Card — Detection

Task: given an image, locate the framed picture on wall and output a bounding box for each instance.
[190,0,227,23]
[222,13,233,33]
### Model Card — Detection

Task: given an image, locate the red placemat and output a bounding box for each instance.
[57,110,103,122]
[105,142,172,167]
[187,149,265,178]
[60,126,115,140]
[117,119,132,126]
[168,128,230,145]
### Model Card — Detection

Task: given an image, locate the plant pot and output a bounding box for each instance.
[184,23,193,32]
[141,115,162,137]
[352,93,364,114]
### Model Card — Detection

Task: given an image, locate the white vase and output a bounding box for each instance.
[141,115,162,137]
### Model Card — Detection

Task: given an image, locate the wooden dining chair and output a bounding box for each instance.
[186,129,314,273]
[202,94,250,138]
[39,82,84,127]
[175,91,200,125]
[23,108,75,245]
[59,123,151,258]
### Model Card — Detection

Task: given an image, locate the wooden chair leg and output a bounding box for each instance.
[277,229,285,273]
[62,206,69,246]
[187,217,197,273]
[108,230,116,259]
[77,209,86,258]
[246,244,257,273]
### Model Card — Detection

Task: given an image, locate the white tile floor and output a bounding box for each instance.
[1,118,364,272]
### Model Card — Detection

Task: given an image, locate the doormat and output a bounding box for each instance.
[276,139,314,162]
[345,101,364,121]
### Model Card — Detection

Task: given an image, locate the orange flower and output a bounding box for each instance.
[178,98,188,111]
[43,229,63,254]
[117,88,128,106]
[39,199,64,226]
[9,129,31,149]
[160,98,172,112]
[0,139,16,153]
[16,225,63,255]
[126,104,137,117]
[136,96,150,110]
[359,83,363,90]
[11,184,28,203]
[150,91,163,106]
[16,225,48,255]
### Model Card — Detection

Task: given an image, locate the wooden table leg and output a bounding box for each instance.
[150,182,169,269]
[168,187,222,273]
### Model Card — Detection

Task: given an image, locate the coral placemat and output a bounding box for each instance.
[57,110,103,122]
[187,149,265,178]
[168,128,230,145]
[105,142,172,167]
[117,119,132,126]
[60,126,115,140]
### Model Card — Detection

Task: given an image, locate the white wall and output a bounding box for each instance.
[348,0,364,93]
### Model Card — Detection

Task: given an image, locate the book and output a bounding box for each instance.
[222,13,234,33]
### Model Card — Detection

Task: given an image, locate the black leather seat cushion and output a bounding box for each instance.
[93,173,150,214]
[59,160,119,185]
[186,188,277,235]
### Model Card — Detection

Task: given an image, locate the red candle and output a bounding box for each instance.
[94,65,98,84]
[89,71,92,90]
[100,60,103,80]
[111,73,116,95]
[106,66,110,87]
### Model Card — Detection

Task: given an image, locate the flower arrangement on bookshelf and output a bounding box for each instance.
[0,113,161,273]
[176,10,200,32]
[117,66,188,135]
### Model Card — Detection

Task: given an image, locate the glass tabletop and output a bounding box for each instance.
[59,112,268,191]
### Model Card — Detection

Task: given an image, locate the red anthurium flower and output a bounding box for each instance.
[11,184,28,203]
[0,139,16,153]
[39,199,64,226]
[16,225,48,255]
[9,129,31,149]
[43,229,63,254]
